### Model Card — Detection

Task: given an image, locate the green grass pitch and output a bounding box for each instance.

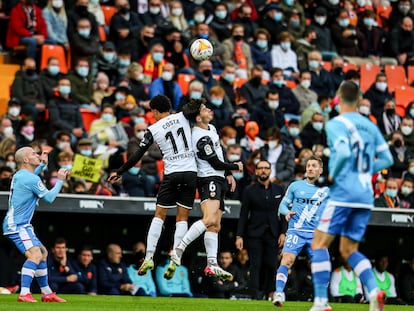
[1,295,414,311]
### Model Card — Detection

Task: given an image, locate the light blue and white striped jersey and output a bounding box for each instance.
[326,112,393,208]
[3,169,49,235]
[279,180,329,232]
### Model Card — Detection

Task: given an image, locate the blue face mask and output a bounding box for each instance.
[191,91,202,99]
[312,122,324,132]
[364,18,375,27]
[77,66,89,77]
[101,113,115,121]
[290,20,300,27]
[60,164,72,170]
[103,52,115,62]
[273,12,283,22]
[280,42,291,50]
[224,73,235,83]
[115,92,126,101]
[289,127,300,137]
[339,19,350,27]
[119,59,131,67]
[308,60,320,69]
[385,189,397,198]
[256,40,268,49]
[80,149,92,157]
[199,33,209,40]
[134,117,146,124]
[48,65,60,76]
[128,167,141,175]
[152,52,164,63]
[410,109,414,118]
[215,10,227,19]
[211,98,223,107]
[78,28,91,38]
[323,106,332,114]
[285,0,294,6]
[232,172,244,180]
[273,80,285,87]
[335,104,341,113]
[59,85,71,95]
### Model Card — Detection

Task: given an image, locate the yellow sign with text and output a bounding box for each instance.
[71,154,103,182]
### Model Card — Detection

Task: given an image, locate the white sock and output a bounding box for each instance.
[204,231,218,265]
[145,217,164,260]
[177,220,206,254]
[173,221,188,249]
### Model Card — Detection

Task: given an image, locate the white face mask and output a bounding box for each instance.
[52,0,63,8]
[268,140,278,149]
[149,6,160,15]
[401,125,413,136]
[401,186,413,195]
[8,107,21,117]
[226,138,236,146]
[359,105,370,116]
[57,141,70,150]
[194,14,205,23]
[268,100,279,110]
[171,8,182,16]
[227,154,241,162]
[162,71,173,81]
[135,131,145,140]
[253,159,260,165]
[6,161,16,170]
[315,16,327,25]
[409,167,414,175]
[3,126,13,137]
[301,80,311,89]
[376,82,387,92]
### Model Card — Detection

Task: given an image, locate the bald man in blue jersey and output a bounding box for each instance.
[3,147,69,303]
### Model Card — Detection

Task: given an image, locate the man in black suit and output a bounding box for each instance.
[235,160,287,300]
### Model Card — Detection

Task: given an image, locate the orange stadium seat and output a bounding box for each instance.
[385,65,407,92]
[286,80,297,88]
[0,76,14,116]
[177,73,195,95]
[342,62,358,73]
[80,108,99,132]
[360,63,381,93]
[321,61,332,72]
[234,77,248,89]
[408,66,414,86]
[101,5,116,26]
[40,44,68,74]
[0,64,20,76]
[98,25,107,42]
[395,86,414,116]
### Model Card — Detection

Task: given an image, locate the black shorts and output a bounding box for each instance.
[157,171,197,209]
[197,176,226,211]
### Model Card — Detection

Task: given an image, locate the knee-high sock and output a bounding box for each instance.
[348,251,378,298]
[177,220,206,254]
[311,248,331,305]
[204,231,218,265]
[145,217,164,260]
[35,261,52,294]
[276,265,289,293]
[173,221,188,249]
[20,260,37,295]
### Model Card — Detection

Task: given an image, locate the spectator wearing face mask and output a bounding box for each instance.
[0,166,13,191]
[91,41,120,86]
[209,2,232,42]
[259,4,287,46]
[208,86,233,130]
[15,117,36,148]
[67,0,98,40]
[398,178,414,208]
[308,7,337,61]
[292,71,318,114]
[388,0,414,30]
[42,0,70,51]
[5,98,22,133]
[390,16,414,67]
[70,17,100,67]
[357,98,377,124]
[377,99,402,136]
[177,80,206,112]
[149,63,182,111]
[68,58,95,106]
[92,72,112,107]
[388,131,413,179]
[300,112,327,149]
[39,57,63,102]
[250,28,272,73]
[271,32,299,80]
[363,73,393,120]
[139,42,167,86]
[374,178,401,208]
[400,117,414,154]
[281,119,303,157]
[240,121,265,159]
[48,131,73,173]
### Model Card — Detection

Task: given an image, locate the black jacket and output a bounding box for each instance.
[364,84,393,120]
[300,122,327,149]
[48,94,84,133]
[236,181,287,239]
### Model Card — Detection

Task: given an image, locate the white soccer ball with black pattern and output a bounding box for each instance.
[190,39,214,61]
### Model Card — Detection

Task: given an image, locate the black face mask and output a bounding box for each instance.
[202,69,212,77]
[233,35,243,41]
[143,35,153,43]
[119,6,129,14]
[133,250,145,267]
[77,5,88,14]
[26,68,36,76]
[333,67,343,75]
[235,125,245,138]
[250,76,262,86]
[386,108,395,116]
[394,139,403,148]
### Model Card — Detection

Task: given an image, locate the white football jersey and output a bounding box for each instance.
[192,124,225,178]
[148,112,197,175]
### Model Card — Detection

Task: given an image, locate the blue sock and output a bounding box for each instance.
[348,251,377,295]
[35,261,52,294]
[276,265,289,293]
[311,248,331,302]
[21,260,37,295]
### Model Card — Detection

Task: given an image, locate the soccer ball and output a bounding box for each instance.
[190,38,214,61]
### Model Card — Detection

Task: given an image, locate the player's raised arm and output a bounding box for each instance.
[108,130,154,183]
[41,168,69,203]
